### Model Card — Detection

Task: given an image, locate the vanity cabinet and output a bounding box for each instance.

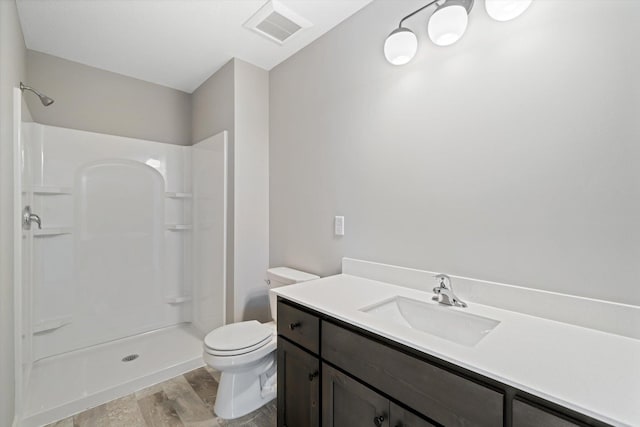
[276,298,610,427]
[322,321,502,427]
[390,403,437,427]
[277,337,320,427]
[277,301,320,354]
[513,398,581,427]
[323,363,435,427]
[322,363,390,427]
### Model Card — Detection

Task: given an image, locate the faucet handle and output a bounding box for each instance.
[434,273,451,288]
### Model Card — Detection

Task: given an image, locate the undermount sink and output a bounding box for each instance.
[360,296,500,347]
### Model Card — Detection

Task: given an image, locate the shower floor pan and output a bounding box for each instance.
[22,323,204,427]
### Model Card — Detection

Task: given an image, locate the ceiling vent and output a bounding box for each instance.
[244,0,312,45]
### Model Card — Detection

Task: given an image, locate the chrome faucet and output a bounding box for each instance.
[432,274,467,308]
[22,206,42,230]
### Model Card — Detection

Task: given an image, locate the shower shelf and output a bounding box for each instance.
[165,192,192,199]
[166,224,193,231]
[33,315,72,334]
[31,186,73,195]
[165,296,192,304]
[34,227,72,236]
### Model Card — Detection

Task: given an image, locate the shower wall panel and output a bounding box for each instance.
[24,123,194,360]
[192,132,227,334]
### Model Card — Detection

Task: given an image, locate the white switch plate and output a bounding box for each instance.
[334,216,344,236]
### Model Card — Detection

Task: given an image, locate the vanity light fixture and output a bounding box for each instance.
[383,0,533,65]
[428,0,473,47]
[485,0,532,22]
[383,27,419,65]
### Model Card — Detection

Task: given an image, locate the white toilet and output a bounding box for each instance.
[203,267,319,419]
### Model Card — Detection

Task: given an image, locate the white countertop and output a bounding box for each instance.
[272,274,640,427]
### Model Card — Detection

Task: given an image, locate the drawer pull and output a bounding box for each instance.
[308,370,319,381]
[373,414,386,427]
[289,321,301,330]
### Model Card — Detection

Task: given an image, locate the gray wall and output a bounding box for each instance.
[191,59,270,323]
[26,50,191,145]
[191,59,235,145]
[270,0,640,305]
[0,1,30,424]
[192,59,236,322]
[233,59,270,322]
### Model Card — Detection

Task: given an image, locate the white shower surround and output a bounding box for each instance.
[24,123,194,360]
[17,123,228,426]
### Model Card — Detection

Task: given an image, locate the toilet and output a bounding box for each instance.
[203,267,319,419]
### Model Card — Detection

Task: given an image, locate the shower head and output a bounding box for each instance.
[20,82,54,106]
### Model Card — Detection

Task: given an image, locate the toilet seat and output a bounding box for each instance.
[204,320,274,356]
[203,337,277,370]
[205,335,272,356]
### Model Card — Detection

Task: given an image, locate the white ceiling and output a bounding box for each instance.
[16,0,372,93]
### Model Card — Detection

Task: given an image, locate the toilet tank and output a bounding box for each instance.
[267,267,319,321]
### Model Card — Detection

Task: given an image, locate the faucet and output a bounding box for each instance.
[432,274,467,308]
[22,206,42,230]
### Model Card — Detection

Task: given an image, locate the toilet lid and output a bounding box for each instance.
[204,320,273,351]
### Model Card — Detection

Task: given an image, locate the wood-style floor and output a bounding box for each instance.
[45,367,276,427]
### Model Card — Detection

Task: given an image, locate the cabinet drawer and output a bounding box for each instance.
[322,321,503,427]
[513,399,581,427]
[277,301,320,354]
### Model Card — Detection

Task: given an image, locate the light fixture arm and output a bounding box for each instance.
[397,0,442,28]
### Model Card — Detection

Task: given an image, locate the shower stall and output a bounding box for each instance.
[13,90,228,427]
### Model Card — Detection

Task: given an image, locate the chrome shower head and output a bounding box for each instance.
[20,82,54,106]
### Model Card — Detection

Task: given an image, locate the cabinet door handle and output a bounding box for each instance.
[308,370,319,381]
[373,414,386,427]
[289,321,301,330]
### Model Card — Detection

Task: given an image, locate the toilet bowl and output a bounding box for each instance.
[203,321,277,419]
[203,267,319,419]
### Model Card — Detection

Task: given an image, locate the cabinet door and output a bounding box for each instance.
[390,403,436,427]
[277,338,320,427]
[323,363,389,427]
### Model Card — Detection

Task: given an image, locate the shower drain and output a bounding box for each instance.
[121,354,139,362]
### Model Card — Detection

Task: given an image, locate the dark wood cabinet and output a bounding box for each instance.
[277,338,320,427]
[277,301,320,353]
[513,398,581,427]
[322,321,503,427]
[390,403,436,427]
[276,298,610,427]
[322,364,435,427]
[322,363,389,427]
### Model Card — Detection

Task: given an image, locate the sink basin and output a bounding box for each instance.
[360,296,500,347]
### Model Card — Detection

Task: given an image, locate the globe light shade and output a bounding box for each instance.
[427,4,469,47]
[383,27,418,65]
[485,0,532,22]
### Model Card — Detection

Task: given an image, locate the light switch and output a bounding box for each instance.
[334,216,344,236]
